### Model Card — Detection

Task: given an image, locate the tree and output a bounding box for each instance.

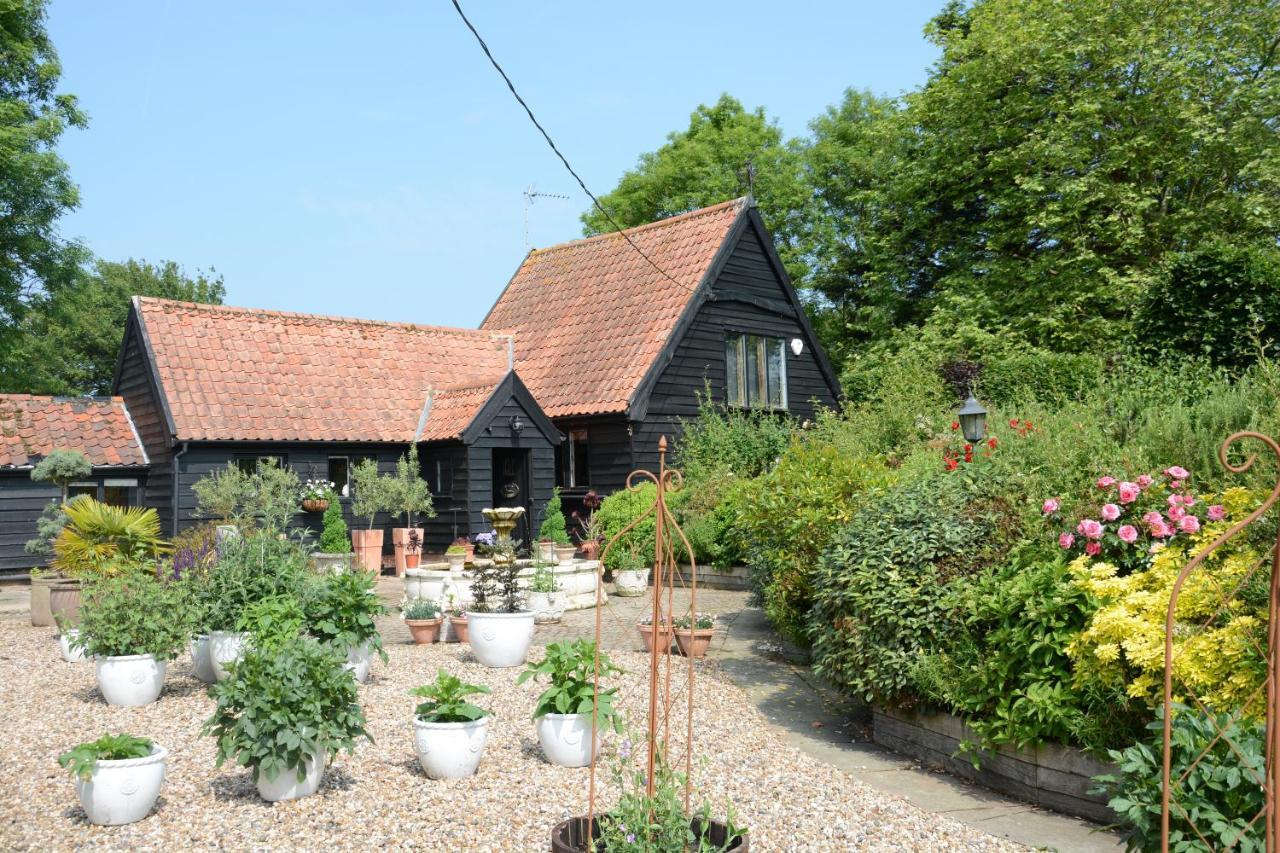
[582,94,813,286]
[30,448,91,502]
[0,0,87,356]
[2,258,224,394]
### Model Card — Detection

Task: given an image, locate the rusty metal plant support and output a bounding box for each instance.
[1162,431,1280,851]
[588,436,700,824]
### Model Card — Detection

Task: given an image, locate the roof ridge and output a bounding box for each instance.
[0,393,120,405]
[433,378,503,394]
[135,297,509,340]
[527,196,747,256]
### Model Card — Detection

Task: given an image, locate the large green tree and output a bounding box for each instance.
[2,258,224,395]
[0,0,86,347]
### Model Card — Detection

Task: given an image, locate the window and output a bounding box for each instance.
[725,333,787,409]
[101,478,140,507]
[556,428,590,488]
[431,459,453,498]
[235,455,286,475]
[68,482,97,501]
[328,457,350,497]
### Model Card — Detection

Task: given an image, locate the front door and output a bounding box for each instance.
[492,448,532,548]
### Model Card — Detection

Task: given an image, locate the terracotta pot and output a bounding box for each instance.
[554,545,577,564]
[636,622,673,655]
[392,527,419,577]
[550,816,748,852]
[464,543,475,562]
[351,529,384,573]
[405,617,443,645]
[50,581,83,628]
[405,552,421,569]
[675,628,714,659]
[579,541,601,562]
[301,498,329,513]
[450,614,469,643]
[30,574,60,627]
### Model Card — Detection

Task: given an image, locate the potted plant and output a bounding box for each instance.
[58,733,167,826]
[405,529,423,569]
[443,597,468,644]
[313,492,353,574]
[204,634,371,802]
[50,498,169,624]
[300,479,333,513]
[75,575,192,706]
[538,487,572,563]
[403,598,443,644]
[467,558,534,667]
[527,560,564,624]
[410,670,492,779]
[571,491,604,561]
[305,569,388,683]
[613,546,650,597]
[519,639,622,767]
[26,494,77,625]
[674,612,716,659]
[29,566,58,627]
[349,458,392,573]
[58,624,86,662]
[445,543,467,570]
[389,444,434,576]
[637,614,674,655]
[473,529,497,558]
[454,536,475,562]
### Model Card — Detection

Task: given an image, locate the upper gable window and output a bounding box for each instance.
[725,333,787,409]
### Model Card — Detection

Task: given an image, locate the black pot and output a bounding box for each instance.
[550,815,748,852]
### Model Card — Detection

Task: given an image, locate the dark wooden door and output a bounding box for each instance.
[492,448,532,547]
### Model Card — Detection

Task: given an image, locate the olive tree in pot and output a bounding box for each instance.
[305,569,387,683]
[410,669,492,779]
[58,733,167,826]
[519,639,622,767]
[387,444,434,575]
[74,576,192,706]
[349,459,394,573]
[203,633,371,802]
[467,558,534,667]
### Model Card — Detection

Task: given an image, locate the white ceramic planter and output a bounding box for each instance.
[467,611,535,667]
[449,570,474,608]
[96,654,166,707]
[614,568,650,596]
[537,541,558,563]
[413,715,489,779]
[255,752,325,802]
[74,744,167,825]
[190,634,216,683]
[446,552,466,571]
[344,640,374,683]
[527,590,564,624]
[536,713,601,767]
[208,631,248,681]
[59,629,85,663]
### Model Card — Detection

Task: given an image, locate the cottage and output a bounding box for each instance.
[0,197,840,569]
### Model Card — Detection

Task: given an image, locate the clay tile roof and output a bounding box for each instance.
[480,197,747,418]
[416,380,502,442]
[0,395,148,468]
[134,298,513,442]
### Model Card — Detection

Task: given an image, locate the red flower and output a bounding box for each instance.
[988,438,998,449]
[944,458,959,471]
[1009,418,1019,428]
[964,444,973,452]
[950,421,960,431]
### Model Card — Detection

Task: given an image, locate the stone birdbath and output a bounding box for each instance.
[481,507,525,563]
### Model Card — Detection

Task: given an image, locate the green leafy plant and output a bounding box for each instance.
[538,487,571,545]
[53,498,168,579]
[517,639,623,732]
[469,560,523,613]
[58,733,154,781]
[388,444,434,529]
[203,635,371,782]
[74,575,192,660]
[403,598,440,620]
[236,594,306,651]
[251,458,302,532]
[31,449,92,503]
[675,612,714,630]
[193,463,253,524]
[410,669,491,722]
[305,568,387,661]
[445,544,466,556]
[597,483,658,570]
[318,492,351,553]
[529,560,557,593]
[349,458,393,530]
[201,529,309,632]
[24,496,74,557]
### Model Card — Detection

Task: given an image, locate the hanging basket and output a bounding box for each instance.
[302,498,330,513]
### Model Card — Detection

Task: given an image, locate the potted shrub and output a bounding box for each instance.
[313,492,353,574]
[674,612,716,659]
[637,614,674,655]
[26,495,77,625]
[527,560,564,624]
[571,491,604,561]
[453,536,475,562]
[204,634,371,802]
[300,479,333,513]
[75,575,192,706]
[50,498,169,624]
[349,458,392,573]
[58,733,167,826]
[389,444,434,576]
[538,487,573,563]
[403,598,443,644]
[467,559,534,667]
[444,597,468,644]
[613,546,650,597]
[445,544,467,570]
[405,529,423,569]
[306,569,387,683]
[410,669,492,779]
[519,639,622,767]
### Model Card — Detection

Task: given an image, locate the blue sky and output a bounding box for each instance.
[49,2,942,327]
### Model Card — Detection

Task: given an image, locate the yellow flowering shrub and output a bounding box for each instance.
[1069,487,1270,716]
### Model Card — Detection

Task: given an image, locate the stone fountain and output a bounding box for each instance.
[481,506,525,563]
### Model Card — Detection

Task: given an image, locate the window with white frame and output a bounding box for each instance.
[725,333,787,409]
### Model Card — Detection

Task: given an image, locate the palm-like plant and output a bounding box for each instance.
[53,498,169,579]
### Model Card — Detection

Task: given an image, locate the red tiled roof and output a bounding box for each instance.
[134,298,513,442]
[417,380,500,442]
[0,395,148,468]
[480,198,747,418]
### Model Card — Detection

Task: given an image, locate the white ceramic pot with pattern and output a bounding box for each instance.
[190,634,216,683]
[527,591,564,624]
[413,715,489,779]
[255,752,325,802]
[344,640,374,683]
[95,654,166,707]
[614,568,650,596]
[466,611,535,668]
[535,713,601,767]
[59,628,85,663]
[73,744,168,825]
[208,631,248,681]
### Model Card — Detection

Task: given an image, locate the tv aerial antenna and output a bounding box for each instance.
[523,185,570,251]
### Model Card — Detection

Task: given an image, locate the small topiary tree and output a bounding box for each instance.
[389,444,433,529]
[537,487,571,545]
[31,449,92,503]
[318,493,351,553]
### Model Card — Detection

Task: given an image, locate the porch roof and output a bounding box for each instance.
[0,395,149,469]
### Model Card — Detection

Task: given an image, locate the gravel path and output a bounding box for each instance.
[0,622,1020,852]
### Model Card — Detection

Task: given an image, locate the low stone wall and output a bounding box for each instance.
[668,563,750,591]
[403,559,605,612]
[872,705,1119,825]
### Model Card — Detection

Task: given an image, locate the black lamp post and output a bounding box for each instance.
[957,395,988,443]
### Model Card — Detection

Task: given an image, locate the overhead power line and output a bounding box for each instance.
[449,0,696,293]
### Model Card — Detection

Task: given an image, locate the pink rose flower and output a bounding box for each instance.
[1137,474,1154,488]
[1182,495,1196,507]
[1150,520,1174,538]
[1165,466,1190,481]
[1171,480,1185,491]
[1207,504,1225,521]
[1180,516,1200,534]
[1097,476,1117,489]
[1142,510,1163,526]
[1118,482,1140,503]
[1042,498,1060,515]
[1168,505,1187,522]
[1077,519,1104,540]
[1117,524,1138,544]
[1101,503,1121,521]
[1058,532,1075,549]
[1167,494,1181,508]
[1085,541,1101,556]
